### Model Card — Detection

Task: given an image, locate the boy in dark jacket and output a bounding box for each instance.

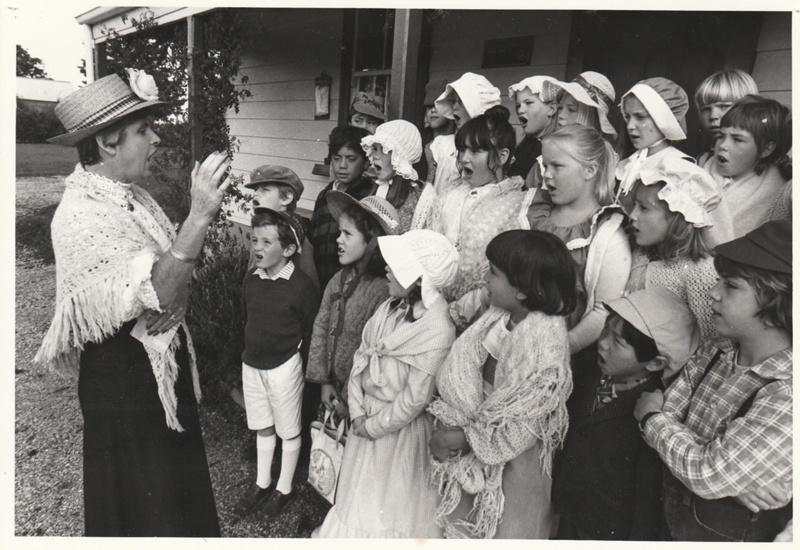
[553,287,701,540]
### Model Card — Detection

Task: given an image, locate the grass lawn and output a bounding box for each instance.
[16,144,79,177]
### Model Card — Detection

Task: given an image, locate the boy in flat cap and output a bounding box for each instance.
[553,287,701,540]
[237,208,320,521]
[245,165,319,290]
[635,220,793,542]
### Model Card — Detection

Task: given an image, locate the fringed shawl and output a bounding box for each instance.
[34,164,200,432]
[427,307,572,538]
[349,296,455,400]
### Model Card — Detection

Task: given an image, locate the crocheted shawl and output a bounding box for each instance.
[427,307,572,538]
[34,164,200,432]
[349,296,455,406]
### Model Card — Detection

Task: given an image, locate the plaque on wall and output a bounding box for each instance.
[481,36,534,69]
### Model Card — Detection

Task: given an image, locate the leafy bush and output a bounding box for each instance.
[16,104,65,144]
[187,226,249,402]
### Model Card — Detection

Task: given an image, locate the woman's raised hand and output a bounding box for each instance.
[189,151,233,221]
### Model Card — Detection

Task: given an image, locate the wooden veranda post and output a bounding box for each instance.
[187,15,204,165]
[388,9,423,121]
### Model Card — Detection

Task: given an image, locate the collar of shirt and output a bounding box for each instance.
[253,260,294,281]
[713,340,792,381]
[375,179,392,199]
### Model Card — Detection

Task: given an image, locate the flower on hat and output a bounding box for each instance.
[126,68,159,102]
[638,157,721,228]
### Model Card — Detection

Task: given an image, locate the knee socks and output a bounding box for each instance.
[255,430,277,489]
[276,436,301,495]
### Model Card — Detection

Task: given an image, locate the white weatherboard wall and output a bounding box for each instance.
[227,9,344,222]
[752,12,792,107]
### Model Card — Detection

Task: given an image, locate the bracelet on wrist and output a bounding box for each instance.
[639,411,660,433]
[168,246,199,263]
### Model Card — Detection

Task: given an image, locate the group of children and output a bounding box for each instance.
[231,67,793,541]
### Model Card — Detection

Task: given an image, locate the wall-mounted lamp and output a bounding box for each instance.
[315,72,332,120]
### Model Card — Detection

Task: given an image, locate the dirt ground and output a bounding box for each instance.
[14,159,330,538]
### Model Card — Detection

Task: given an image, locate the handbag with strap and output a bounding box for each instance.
[307,409,348,504]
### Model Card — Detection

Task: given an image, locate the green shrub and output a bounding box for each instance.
[187,225,250,403]
[16,104,65,144]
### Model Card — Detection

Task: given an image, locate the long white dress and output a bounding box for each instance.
[314,297,455,538]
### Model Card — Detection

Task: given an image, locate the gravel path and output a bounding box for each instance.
[15,176,330,537]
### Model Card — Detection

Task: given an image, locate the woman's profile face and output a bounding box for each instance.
[111,117,161,183]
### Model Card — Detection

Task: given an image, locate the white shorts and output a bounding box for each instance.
[242,353,303,439]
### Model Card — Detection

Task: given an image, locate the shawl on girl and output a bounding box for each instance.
[427,307,572,538]
[34,164,200,432]
[348,296,455,414]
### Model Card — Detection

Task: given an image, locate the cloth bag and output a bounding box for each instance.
[308,409,348,504]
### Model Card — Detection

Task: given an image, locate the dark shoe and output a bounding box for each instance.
[234,483,275,516]
[258,489,297,520]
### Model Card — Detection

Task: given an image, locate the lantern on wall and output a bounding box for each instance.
[315,72,332,120]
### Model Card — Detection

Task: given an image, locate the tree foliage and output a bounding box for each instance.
[100,9,253,402]
[17,45,48,78]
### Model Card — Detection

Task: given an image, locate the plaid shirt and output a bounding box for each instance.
[308,177,376,290]
[644,340,792,499]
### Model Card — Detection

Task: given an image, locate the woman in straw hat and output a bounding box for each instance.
[34,70,231,536]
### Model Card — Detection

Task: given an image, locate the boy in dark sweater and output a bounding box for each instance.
[553,287,701,540]
[237,209,320,520]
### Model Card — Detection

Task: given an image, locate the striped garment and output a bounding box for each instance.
[643,340,792,499]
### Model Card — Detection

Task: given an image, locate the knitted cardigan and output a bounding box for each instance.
[428,307,572,538]
[428,176,527,302]
[34,164,200,432]
[305,268,389,401]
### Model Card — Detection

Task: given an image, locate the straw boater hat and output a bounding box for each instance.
[326,191,399,235]
[49,70,164,147]
[543,71,617,137]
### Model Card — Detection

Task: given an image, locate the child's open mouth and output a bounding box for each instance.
[717,155,729,165]
[519,116,528,127]
[462,167,473,177]
[254,253,264,261]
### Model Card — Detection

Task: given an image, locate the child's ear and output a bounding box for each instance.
[96,134,117,157]
[546,102,558,117]
[498,148,511,166]
[515,290,527,302]
[645,355,669,373]
[280,192,294,208]
[759,141,776,159]
[583,162,598,180]
[282,244,297,258]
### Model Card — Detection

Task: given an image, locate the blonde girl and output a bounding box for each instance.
[507,75,560,180]
[626,155,728,354]
[313,230,458,538]
[428,106,526,307]
[524,124,630,355]
[305,193,398,420]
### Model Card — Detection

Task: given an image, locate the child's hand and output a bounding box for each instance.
[320,383,340,410]
[634,389,664,421]
[334,400,349,420]
[429,426,469,462]
[351,416,372,439]
[735,480,793,513]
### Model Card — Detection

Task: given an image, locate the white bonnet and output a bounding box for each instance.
[435,72,501,120]
[378,230,459,308]
[637,156,721,228]
[361,120,422,181]
[508,76,559,104]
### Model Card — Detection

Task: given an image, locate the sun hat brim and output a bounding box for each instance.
[48,100,165,147]
[326,191,397,236]
[555,81,617,137]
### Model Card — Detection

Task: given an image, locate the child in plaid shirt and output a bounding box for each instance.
[635,220,792,541]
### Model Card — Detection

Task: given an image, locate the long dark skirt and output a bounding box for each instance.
[78,321,220,537]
